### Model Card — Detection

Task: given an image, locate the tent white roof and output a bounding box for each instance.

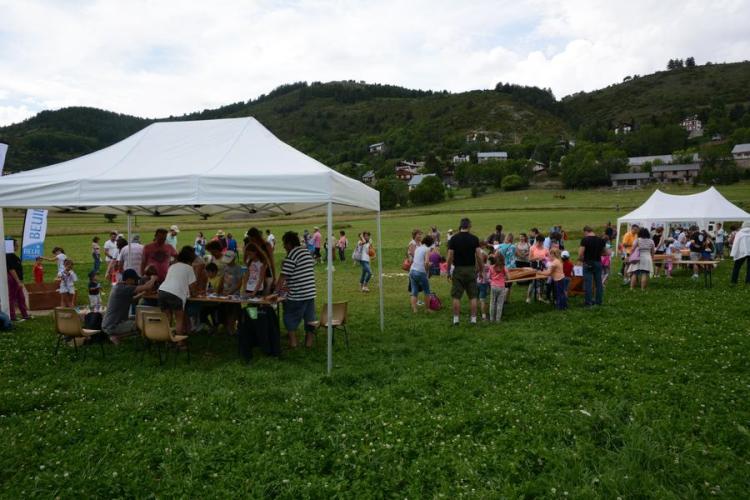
[0,117,379,215]
[617,187,750,225]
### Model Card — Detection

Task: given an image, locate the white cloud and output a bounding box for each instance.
[0,0,747,125]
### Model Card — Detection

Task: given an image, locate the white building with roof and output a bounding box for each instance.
[408,173,436,191]
[477,151,508,163]
[731,143,750,168]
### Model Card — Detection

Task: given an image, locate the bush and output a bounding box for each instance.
[501,174,528,191]
[409,176,445,205]
[375,179,408,210]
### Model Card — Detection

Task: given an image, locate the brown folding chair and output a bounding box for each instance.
[309,302,350,348]
[53,307,104,358]
[141,311,190,365]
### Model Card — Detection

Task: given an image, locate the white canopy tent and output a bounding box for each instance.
[616,186,750,241]
[0,117,383,374]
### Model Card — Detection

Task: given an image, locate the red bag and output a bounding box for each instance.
[428,294,442,311]
[402,258,411,271]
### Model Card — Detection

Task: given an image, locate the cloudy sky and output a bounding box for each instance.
[0,0,748,126]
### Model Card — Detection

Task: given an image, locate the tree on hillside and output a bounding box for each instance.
[686,57,696,68]
[375,179,409,209]
[409,175,445,205]
[560,143,627,188]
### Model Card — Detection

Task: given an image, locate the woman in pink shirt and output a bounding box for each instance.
[526,234,549,302]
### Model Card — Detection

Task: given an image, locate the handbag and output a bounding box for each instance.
[401,258,411,271]
[352,244,363,261]
[627,245,641,263]
[368,246,376,258]
[428,294,442,311]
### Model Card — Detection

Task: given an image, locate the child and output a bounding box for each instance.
[541,248,566,310]
[55,259,77,307]
[43,247,67,275]
[561,250,573,292]
[242,242,269,297]
[439,256,448,276]
[337,231,348,262]
[476,252,490,320]
[88,271,101,311]
[488,253,510,322]
[665,238,676,278]
[205,262,220,294]
[428,246,441,278]
[601,237,612,285]
[701,233,715,261]
[33,257,44,284]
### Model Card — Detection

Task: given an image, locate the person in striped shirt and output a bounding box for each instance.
[277,231,317,348]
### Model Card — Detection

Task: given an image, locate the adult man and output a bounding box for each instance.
[730,221,750,285]
[687,225,704,279]
[166,225,180,249]
[118,234,144,273]
[141,228,177,283]
[103,231,118,279]
[266,229,276,250]
[213,230,228,251]
[446,217,483,326]
[486,225,504,246]
[102,269,156,343]
[226,233,238,252]
[5,239,30,322]
[277,231,317,348]
[578,225,607,307]
[714,223,726,258]
[604,222,615,241]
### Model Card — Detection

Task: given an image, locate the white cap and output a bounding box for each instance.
[561,250,570,258]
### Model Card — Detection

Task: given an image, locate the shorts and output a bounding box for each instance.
[477,283,489,300]
[690,252,701,261]
[283,299,316,333]
[451,266,478,300]
[634,269,650,276]
[158,290,184,311]
[409,271,430,297]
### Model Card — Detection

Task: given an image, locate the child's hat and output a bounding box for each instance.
[561,250,570,258]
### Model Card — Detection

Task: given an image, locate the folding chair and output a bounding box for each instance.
[309,302,350,348]
[141,311,190,365]
[53,307,104,359]
[135,305,161,351]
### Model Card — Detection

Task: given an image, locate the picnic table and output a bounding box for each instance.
[652,255,719,288]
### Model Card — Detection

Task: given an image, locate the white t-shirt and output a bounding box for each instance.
[118,243,144,272]
[410,244,429,274]
[55,253,67,274]
[104,239,118,261]
[359,242,370,262]
[267,234,276,249]
[159,262,196,304]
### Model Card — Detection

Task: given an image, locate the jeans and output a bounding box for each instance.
[360,260,372,285]
[731,256,750,284]
[583,260,603,306]
[554,279,568,310]
[92,254,101,275]
[489,287,507,322]
[338,247,345,262]
[408,271,430,297]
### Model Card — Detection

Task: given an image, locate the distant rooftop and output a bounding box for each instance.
[651,163,700,173]
[611,172,651,180]
[732,143,750,154]
[477,151,508,159]
[408,173,436,187]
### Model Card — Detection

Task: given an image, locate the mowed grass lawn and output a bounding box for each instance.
[1,184,750,497]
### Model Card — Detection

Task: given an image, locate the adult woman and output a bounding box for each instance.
[356,232,373,292]
[158,246,197,335]
[527,234,550,303]
[498,233,517,303]
[628,227,655,290]
[409,235,434,312]
[407,229,423,264]
[245,227,275,279]
[515,233,531,268]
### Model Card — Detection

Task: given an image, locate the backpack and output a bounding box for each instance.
[0,311,12,331]
[83,312,103,331]
[352,244,363,262]
[428,294,442,311]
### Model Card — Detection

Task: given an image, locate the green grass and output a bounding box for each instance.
[2,185,750,497]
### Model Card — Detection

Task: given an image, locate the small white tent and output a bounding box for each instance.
[0,117,382,374]
[616,187,750,238]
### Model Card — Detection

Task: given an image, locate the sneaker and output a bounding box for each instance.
[417,300,424,306]
[12,318,25,323]
[692,274,699,279]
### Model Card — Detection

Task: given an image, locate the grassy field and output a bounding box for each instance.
[1,184,749,498]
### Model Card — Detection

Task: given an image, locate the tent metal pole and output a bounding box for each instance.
[126,213,132,269]
[0,209,9,315]
[376,211,384,332]
[326,202,333,376]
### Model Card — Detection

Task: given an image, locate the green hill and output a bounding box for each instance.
[0,82,568,172]
[562,61,750,127]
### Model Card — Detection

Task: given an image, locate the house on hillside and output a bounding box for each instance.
[452,154,471,164]
[466,130,503,144]
[361,170,375,185]
[477,151,508,163]
[627,154,674,168]
[531,161,546,174]
[368,142,386,154]
[651,164,701,183]
[614,123,633,135]
[681,115,703,138]
[731,143,750,168]
[395,164,418,182]
[408,173,436,191]
[611,172,651,187]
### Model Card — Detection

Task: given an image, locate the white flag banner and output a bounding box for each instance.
[22,209,49,261]
[0,143,7,175]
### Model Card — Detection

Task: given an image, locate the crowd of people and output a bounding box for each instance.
[2,217,750,338]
